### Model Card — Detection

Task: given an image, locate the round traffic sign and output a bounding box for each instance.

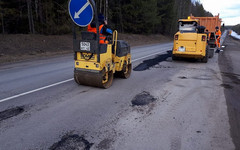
[68,0,94,27]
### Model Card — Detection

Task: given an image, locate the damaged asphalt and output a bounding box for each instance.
[0,39,238,150]
[50,134,93,150]
[0,106,24,122]
[131,91,157,106]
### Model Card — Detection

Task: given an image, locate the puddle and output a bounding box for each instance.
[50,134,93,150]
[133,51,171,71]
[131,91,157,106]
[0,106,24,121]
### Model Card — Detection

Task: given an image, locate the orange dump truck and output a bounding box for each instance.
[190,14,221,33]
[190,14,222,57]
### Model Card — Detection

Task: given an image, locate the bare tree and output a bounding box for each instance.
[27,0,35,34]
[1,11,4,34]
[35,0,38,19]
[0,0,4,34]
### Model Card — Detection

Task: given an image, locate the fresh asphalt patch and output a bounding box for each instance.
[0,106,24,121]
[49,134,93,150]
[133,51,172,71]
[131,91,157,106]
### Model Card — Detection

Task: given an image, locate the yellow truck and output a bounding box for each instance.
[172,18,209,63]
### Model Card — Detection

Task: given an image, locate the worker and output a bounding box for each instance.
[87,14,112,44]
[215,26,221,49]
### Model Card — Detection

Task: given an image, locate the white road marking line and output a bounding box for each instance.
[0,49,169,103]
[0,79,74,103]
[74,1,90,19]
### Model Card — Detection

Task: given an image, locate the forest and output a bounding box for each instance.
[232,24,240,34]
[0,0,213,35]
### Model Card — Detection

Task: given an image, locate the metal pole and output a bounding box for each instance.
[105,0,108,20]
[72,23,76,40]
[90,0,100,63]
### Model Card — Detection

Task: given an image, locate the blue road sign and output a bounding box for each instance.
[68,0,94,27]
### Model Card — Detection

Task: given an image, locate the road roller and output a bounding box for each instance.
[71,1,131,88]
[73,31,131,88]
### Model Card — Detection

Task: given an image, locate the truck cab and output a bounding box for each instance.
[172,18,209,63]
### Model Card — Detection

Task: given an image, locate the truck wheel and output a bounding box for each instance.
[201,46,209,63]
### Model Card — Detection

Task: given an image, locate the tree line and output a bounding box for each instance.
[232,24,240,35]
[0,0,212,35]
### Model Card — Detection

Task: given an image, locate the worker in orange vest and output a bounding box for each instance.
[215,26,221,48]
[87,14,112,44]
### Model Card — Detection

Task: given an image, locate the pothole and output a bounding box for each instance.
[50,134,93,150]
[178,76,187,79]
[196,131,202,133]
[133,51,171,71]
[96,138,113,150]
[131,91,157,106]
[0,106,24,122]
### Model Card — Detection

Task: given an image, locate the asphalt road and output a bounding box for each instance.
[0,39,237,150]
[219,35,240,149]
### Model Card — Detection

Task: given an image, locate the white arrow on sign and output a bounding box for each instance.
[74,0,90,19]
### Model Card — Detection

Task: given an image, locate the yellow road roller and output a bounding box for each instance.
[71,1,131,88]
[172,18,209,63]
[73,31,131,88]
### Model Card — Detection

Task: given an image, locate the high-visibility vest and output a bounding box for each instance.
[87,24,107,44]
[215,30,221,39]
[87,24,96,33]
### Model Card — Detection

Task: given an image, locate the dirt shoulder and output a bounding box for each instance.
[0,33,171,65]
[218,36,240,149]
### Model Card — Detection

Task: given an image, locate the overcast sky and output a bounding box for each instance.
[200,0,240,25]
